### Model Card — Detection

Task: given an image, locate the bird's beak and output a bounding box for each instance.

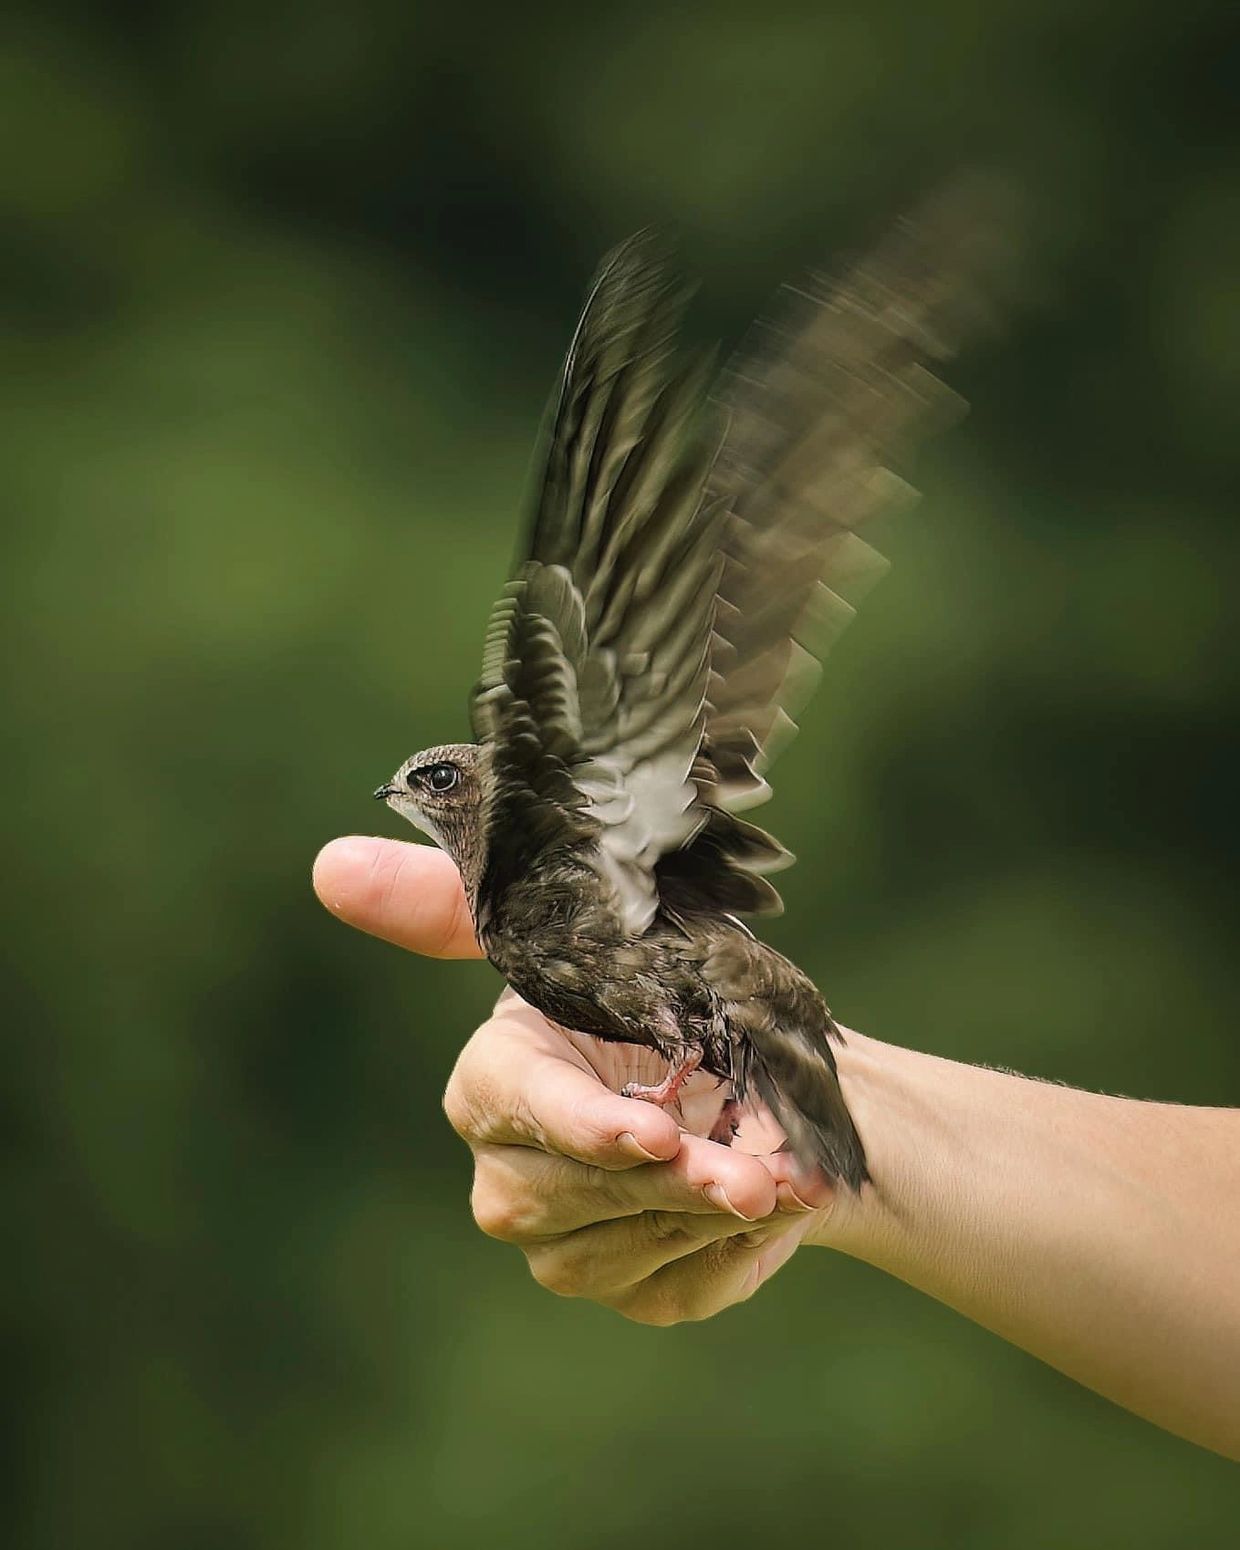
[373,784,395,801]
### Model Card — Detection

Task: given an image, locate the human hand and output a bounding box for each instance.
[313,835,835,1323]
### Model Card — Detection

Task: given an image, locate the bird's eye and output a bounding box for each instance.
[424,763,460,794]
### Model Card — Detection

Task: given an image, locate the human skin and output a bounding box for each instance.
[313,835,1240,1462]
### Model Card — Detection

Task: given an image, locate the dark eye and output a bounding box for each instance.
[424,763,459,794]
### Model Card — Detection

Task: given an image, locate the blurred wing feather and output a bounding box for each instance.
[472,184,1012,933]
[704,177,1011,809]
[472,234,725,933]
[657,179,1013,919]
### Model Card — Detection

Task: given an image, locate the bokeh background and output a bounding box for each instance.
[4,1,1239,1544]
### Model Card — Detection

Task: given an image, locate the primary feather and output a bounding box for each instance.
[472,232,727,935]
[472,184,1006,940]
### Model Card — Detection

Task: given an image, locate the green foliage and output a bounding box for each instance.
[3,2,1237,1545]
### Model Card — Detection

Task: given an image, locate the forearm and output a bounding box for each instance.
[815,1032,1240,1459]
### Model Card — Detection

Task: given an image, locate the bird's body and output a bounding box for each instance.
[377,187,1006,1187]
[481,852,861,1175]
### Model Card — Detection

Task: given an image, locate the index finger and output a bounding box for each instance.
[313,836,483,959]
[445,999,683,1169]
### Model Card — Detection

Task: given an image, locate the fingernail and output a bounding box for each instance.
[618,1131,664,1163]
[788,1166,834,1209]
[776,1182,816,1214]
[703,1183,757,1220]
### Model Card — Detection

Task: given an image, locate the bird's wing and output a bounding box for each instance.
[470,233,727,934]
[656,178,1012,919]
[472,187,1011,934]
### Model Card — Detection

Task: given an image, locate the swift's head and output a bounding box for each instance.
[374,743,486,875]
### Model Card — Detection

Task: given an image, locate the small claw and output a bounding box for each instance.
[620,1049,704,1108]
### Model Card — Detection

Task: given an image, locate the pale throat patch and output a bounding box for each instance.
[388,794,444,849]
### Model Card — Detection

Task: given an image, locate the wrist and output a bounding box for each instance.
[801,1029,907,1257]
[801,1029,976,1265]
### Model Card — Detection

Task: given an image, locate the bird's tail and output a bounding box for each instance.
[740,1006,869,1192]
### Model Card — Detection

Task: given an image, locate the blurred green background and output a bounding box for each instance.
[4,1,1238,1544]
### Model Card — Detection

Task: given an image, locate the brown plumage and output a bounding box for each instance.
[376,184,1011,1187]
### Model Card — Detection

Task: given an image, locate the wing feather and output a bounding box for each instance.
[657,178,1014,916]
[472,234,724,933]
[703,177,1012,810]
[471,184,1013,934]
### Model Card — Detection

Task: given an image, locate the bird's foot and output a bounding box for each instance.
[707,1098,743,1148]
[621,1049,703,1109]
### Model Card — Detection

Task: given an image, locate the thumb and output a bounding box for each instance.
[312,836,483,959]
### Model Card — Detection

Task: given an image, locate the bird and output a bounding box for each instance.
[374,185,1009,1188]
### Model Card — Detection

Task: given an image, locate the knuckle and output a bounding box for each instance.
[443,1053,506,1145]
[526,1247,585,1299]
[441,1077,471,1139]
[470,1181,534,1243]
[615,1284,688,1328]
[645,1210,696,1249]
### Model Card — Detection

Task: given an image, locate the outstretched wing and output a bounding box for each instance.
[472,187,1011,935]
[657,178,1013,917]
[471,233,726,934]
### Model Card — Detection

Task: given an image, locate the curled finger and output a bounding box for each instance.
[524,1208,784,1301]
[468,1129,794,1242]
[604,1221,807,1326]
[445,1002,681,1167]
